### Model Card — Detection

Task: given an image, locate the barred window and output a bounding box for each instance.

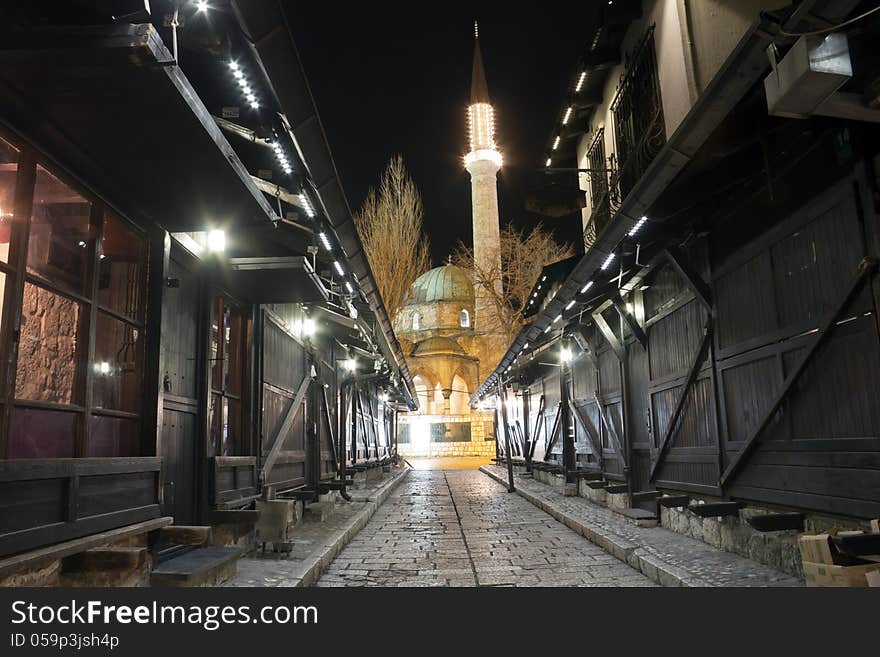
[610,26,665,200]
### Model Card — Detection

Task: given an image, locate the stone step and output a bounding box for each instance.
[150,546,240,587]
[615,507,658,527]
[62,547,147,573]
[156,525,212,546]
[605,484,629,494]
[585,480,610,490]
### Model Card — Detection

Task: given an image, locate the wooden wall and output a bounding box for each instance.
[517,162,880,519]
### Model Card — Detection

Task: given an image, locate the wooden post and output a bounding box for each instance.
[522,389,532,472]
[560,341,576,481]
[143,228,170,459]
[306,357,320,491]
[496,380,515,493]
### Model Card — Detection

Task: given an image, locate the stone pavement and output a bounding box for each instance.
[225,468,409,587]
[316,470,655,587]
[481,465,801,587]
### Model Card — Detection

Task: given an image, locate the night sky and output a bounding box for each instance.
[286,2,597,265]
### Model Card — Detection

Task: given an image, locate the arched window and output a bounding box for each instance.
[459,309,470,328]
[412,312,420,330]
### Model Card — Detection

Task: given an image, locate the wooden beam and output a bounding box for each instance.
[594,393,627,469]
[593,311,625,361]
[528,395,546,462]
[543,403,563,456]
[664,246,712,312]
[497,380,516,492]
[611,296,648,348]
[260,373,311,483]
[649,321,713,481]
[569,400,604,466]
[720,258,877,486]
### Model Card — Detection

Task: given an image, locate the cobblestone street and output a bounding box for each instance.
[316,470,655,587]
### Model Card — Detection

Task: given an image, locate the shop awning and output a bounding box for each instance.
[216,256,328,304]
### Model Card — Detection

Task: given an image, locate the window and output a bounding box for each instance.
[412,312,420,330]
[459,309,470,328]
[208,296,246,457]
[0,138,147,460]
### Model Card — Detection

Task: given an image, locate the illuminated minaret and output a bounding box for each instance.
[465,21,502,334]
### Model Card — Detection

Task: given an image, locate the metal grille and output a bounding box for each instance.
[583,27,665,249]
[585,129,609,249]
[610,26,665,199]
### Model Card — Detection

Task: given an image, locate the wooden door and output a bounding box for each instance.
[159,245,202,524]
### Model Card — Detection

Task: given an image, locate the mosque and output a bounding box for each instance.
[394,25,507,458]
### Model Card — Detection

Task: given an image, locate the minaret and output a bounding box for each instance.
[465,21,502,335]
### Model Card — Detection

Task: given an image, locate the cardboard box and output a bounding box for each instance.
[798,533,836,564]
[867,569,880,587]
[803,560,880,587]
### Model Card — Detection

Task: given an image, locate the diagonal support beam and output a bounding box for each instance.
[261,371,312,483]
[594,393,628,469]
[543,403,563,456]
[664,246,712,312]
[593,311,625,361]
[721,258,877,487]
[570,399,604,467]
[529,395,546,462]
[649,321,713,481]
[323,384,345,479]
[611,296,648,349]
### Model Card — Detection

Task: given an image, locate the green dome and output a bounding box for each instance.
[406,265,474,305]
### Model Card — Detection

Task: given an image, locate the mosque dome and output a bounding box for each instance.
[405,265,474,305]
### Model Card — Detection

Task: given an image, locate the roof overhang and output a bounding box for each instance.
[214,256,328,304]
[232,0,417,411]
[0,23,277,233]
[473,0,863,404]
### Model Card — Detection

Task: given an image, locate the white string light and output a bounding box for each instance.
[628,215,648,237]
[580,281,594,294]
[562,106,573,124]
[601,253,616,270]
[333,260,344,276]
[318,231,332,251]
[575,71,587,92]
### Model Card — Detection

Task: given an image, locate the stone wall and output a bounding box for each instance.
[660,501,871,579]
[16,282,80,403]
[398,413,495,458]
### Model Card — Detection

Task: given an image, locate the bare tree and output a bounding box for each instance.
[453,224,573,343]
[354,156,432,322]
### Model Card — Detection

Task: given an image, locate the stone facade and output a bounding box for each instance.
[659,501,871,579]
[397,412,496,458]
[394,266,502,459]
